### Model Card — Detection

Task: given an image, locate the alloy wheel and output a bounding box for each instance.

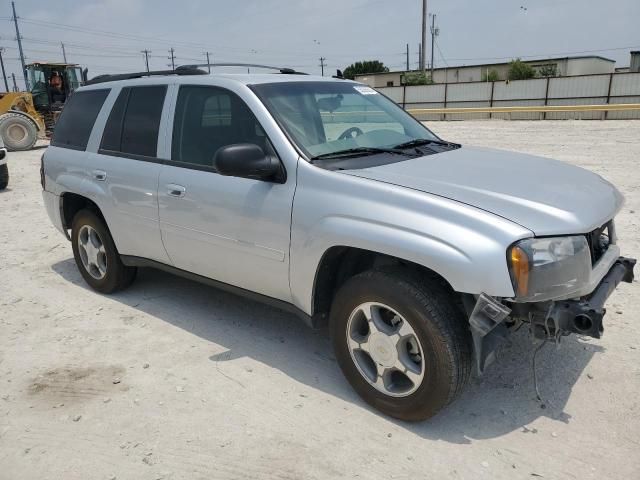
[346,302,425,397]
[77,225,108,280]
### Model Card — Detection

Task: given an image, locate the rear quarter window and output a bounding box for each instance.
[50,89,110,150]
[100,85,167,158]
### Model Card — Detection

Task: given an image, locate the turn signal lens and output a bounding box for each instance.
[509,245,530,297]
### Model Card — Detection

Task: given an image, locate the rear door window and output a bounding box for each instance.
[51,89,109,150]
[100,85,167,158]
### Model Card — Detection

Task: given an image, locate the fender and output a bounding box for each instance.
[289,159,533,315]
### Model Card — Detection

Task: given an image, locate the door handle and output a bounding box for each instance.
[92,169,107,181]
[167,184,186,197]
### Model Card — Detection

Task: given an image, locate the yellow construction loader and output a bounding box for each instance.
[0,61,85,151]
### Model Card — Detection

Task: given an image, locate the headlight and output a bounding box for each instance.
[508,236,591,301]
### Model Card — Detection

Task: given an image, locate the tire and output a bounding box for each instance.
[71,209,137,293]
[0,113,38,151]
[0,164,8,190]
[329,267,472,421]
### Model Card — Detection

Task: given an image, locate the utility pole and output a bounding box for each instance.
[418,43,422,70]
[0,47,9,92]
[11,1,28,90]
[204,52,211,73]
[319,57,326,76]
[141,49,151,72]
[61,42,67,63]
[421,0,427,76]
[11,73,18,92]
[168,48,176,70]
[406,44,410,71]
[430,14,438,79]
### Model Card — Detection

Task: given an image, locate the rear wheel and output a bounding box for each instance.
[0,163,8,190]
[71,209,137,293]
[0,113,38,151]
[329,268,472,421]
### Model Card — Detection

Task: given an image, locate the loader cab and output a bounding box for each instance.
[26,62,84,111]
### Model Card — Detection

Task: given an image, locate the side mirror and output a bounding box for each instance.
[214,144,283,182]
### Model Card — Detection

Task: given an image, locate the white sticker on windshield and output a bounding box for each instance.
[354,85,378,95]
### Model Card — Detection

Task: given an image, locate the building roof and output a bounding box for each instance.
[355,55,616,77]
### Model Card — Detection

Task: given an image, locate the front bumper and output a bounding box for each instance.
[544,256,636,339]
[469,256,636,373]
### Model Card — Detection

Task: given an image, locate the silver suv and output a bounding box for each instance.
[42,67,635,421]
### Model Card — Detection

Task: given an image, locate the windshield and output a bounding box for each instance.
[251,81,439,159]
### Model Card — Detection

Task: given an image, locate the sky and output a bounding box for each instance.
[0,0,639,90]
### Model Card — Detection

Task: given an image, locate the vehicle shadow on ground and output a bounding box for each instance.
[52,259,604,444]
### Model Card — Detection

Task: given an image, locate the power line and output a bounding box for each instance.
[435,39,449,68]
[8,15,409,59]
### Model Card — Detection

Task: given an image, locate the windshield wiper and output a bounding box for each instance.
[310,146,415,161]
[393,138,453,149]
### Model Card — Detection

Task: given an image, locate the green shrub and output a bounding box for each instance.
[482,69,500,82]
[403,72,434,85]
[508,59,537,80]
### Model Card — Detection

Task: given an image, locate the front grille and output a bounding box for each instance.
[586,221,612,265]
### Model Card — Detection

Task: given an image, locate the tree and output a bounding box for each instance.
[343,60,389,80]
[482,69,500,82]
[402,72,434,85]
[508,58,537,80]
[538,64,558,77]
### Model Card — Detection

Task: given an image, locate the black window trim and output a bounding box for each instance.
[94,84,287,184]
[99,86,130,154]
[50,88,111,151]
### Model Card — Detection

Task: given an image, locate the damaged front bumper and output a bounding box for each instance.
[469,256,636,374]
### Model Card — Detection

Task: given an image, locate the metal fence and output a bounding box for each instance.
[376,72,640,120]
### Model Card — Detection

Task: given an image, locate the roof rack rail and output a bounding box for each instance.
[177,63,308,75]
[85,67,207,85]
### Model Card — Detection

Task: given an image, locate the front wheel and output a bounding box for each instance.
[71,209,137,293]
[329,268,472,421]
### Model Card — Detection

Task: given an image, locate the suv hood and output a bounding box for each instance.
[344,146,623,236]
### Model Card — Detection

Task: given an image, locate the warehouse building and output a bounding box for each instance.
[355,55,616,87]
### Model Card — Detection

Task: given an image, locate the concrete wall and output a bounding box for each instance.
[375,72,640,120]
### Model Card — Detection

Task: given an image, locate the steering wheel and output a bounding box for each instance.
[338,127,364,140]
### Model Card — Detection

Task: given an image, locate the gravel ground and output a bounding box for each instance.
[1,120,639,480]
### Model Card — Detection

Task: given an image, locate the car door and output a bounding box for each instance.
[87,84,171,264]
[158,84,295,302]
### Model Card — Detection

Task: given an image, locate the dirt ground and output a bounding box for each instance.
[1,120,639,480]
